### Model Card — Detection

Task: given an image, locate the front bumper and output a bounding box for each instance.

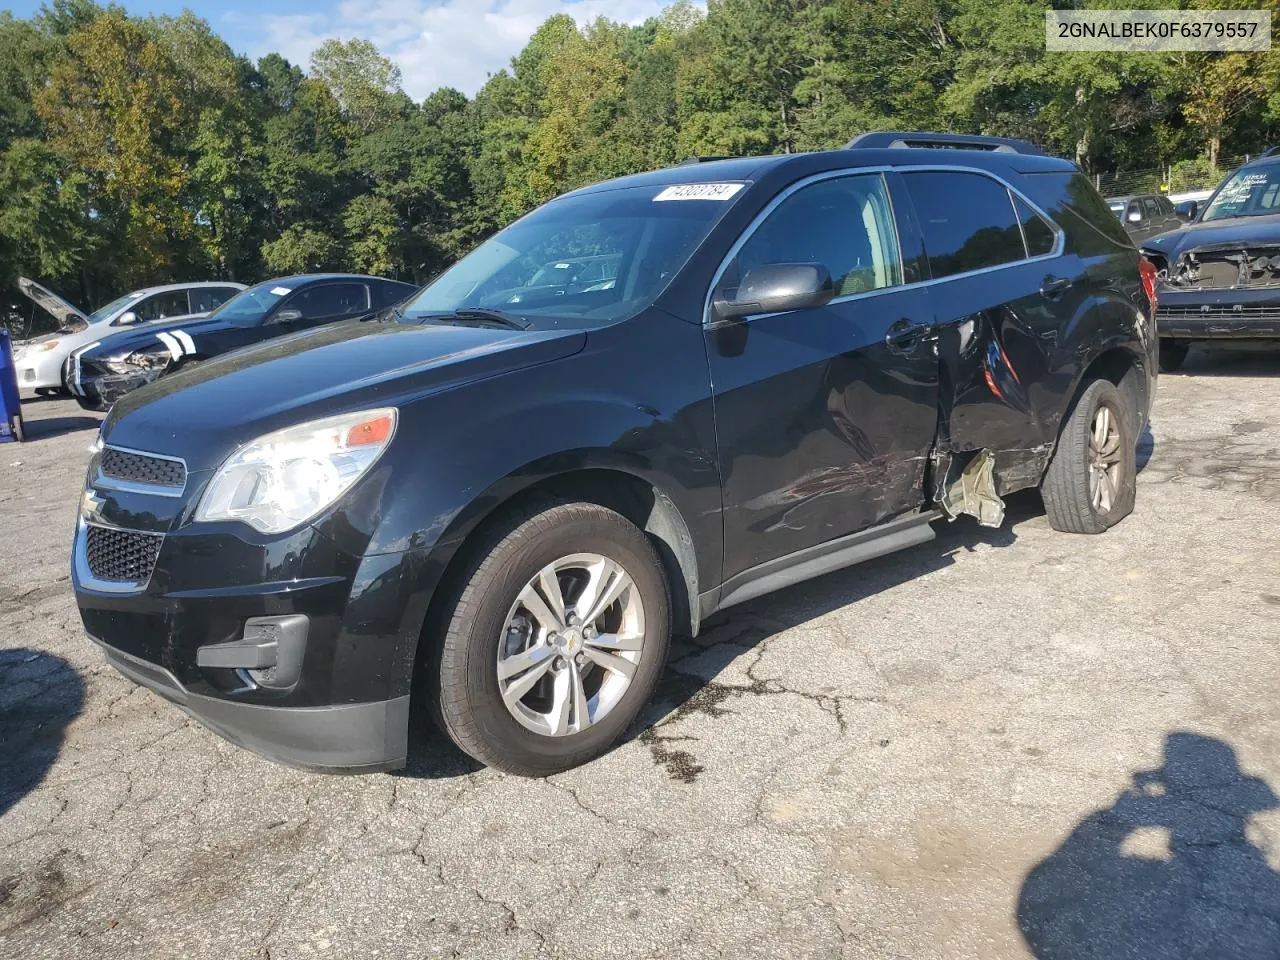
[1157,285,1280,339]
[72,452,421,773]
[94,637,409,772]
[14,345,66,390]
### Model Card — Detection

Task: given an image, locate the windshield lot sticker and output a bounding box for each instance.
[654,183,745,202]
[270,286,291,296]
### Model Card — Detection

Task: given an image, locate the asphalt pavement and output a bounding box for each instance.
[2,343,1279,959]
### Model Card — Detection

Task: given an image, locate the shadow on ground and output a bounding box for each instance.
[14,416,100,441]
[1019,732,1280,959]
[0,648,84,817]
[1173,343,1280,377]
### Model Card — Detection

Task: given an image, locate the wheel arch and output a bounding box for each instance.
[1068,342,1150,442]
[410,459,704,694]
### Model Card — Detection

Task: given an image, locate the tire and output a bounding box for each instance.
[1158,339,1189,373]
[430,501,671,775]
[1041,379,1136,534]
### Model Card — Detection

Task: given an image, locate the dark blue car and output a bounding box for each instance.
[65,273,416,410]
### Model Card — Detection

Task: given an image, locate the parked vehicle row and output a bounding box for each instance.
[71,131,1157,777]
[12,280,245,396]
[63,274,417,411]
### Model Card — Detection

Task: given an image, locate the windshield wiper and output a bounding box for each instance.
[448,307,531,330]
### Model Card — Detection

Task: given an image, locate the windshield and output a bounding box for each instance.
[400,182,745,326]
[87,291,144,325]
[1201,166,1280,222]
[211,280,296,327]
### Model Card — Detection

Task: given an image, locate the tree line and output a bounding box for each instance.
[3,0,1280,326]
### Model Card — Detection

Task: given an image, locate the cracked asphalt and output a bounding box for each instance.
[3,343,1280,960]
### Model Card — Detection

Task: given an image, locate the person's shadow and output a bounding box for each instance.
[1019,732,1280,959]
[0,648,84,816]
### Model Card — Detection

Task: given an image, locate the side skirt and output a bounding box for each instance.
[698,510,941,618]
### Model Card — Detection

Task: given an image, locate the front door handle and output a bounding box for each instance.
[884,318,932,354]
[1040,276,1072,299]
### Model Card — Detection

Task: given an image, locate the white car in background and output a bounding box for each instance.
[12,278,246,396]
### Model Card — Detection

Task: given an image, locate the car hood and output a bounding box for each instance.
[1143,213,1280,256]
[17,276,87,330]
[83,313,217,357]
[103,320,587,470]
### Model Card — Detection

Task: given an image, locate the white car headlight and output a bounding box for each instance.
[195,408,397,534]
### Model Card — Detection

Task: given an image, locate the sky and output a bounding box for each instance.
[6,0,698,99]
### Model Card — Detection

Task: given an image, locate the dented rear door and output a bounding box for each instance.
[897,169,1070,489]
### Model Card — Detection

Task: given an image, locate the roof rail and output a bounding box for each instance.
[1258,146,1280,158]
[845,131,1044,156]
[677,155,738,165]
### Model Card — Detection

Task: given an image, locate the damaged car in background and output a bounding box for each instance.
[65,273,416,410]
[1141,150,1280,371]
[72,132,1156,777]
[10,278,245,397]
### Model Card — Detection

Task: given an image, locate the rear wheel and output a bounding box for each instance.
[431,501,670,775]
[1158,339,1189,373]
[1041,379,1136,534]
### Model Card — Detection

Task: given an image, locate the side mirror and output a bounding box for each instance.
[114,310,139,326]
[1127,210,1143,224]
[712,263,835,322]
[1174,200,1198,221]
[274,308,303,323]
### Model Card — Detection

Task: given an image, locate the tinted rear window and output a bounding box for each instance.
[1019,172,1134,254]
[902,171,1025,279]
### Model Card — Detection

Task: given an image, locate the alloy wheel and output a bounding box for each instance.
[1088,404,1124,513]
[496,553,645,737]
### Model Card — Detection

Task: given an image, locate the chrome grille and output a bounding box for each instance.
[101,447,186,488]
[84,525,163,584]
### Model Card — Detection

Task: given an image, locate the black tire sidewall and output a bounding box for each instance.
[441,505,670,773]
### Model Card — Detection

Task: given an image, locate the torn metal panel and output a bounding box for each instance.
[939,449,1006,527]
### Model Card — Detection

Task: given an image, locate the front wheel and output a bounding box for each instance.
[1158,339,1189,373]
[431,501,670,775]
[1041,379,1137,534]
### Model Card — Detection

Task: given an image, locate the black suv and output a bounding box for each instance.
[72,132,1156,776]
[1140,151,1280,371]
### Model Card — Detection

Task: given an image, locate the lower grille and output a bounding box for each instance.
[1159,303,1280,323]
[101,447,186,488]
[84,525,164,584]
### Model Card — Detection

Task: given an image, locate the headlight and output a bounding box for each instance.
[101,350,170,375]
[194,408,397,534]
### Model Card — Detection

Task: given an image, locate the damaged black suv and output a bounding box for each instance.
[1142,151,1280,371]
[73,132,1156,776]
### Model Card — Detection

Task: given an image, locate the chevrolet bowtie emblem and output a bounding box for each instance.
[81,490,106,519]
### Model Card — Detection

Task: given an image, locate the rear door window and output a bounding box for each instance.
[1013,197,1058,257]
[135,291,191,322]
[902,171,1026,279]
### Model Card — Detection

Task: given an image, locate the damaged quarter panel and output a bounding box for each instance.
[917,168,1149,495]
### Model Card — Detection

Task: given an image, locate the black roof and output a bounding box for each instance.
[265,273,412,286]
[568,144,1075,200]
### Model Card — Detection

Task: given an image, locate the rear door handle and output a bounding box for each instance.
[884,318,932,354]
[1040,276,1072,299]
